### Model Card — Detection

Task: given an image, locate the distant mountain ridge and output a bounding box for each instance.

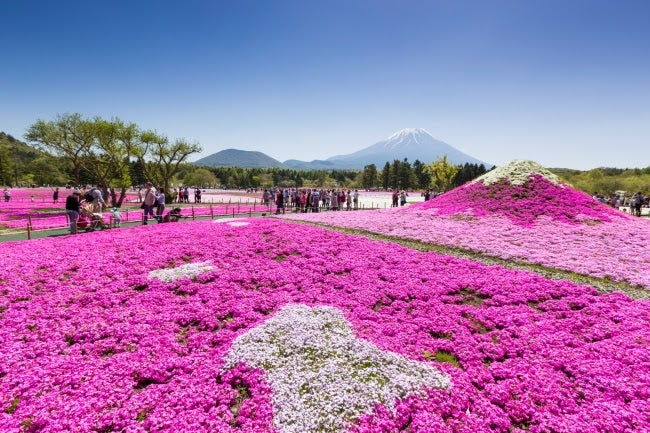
[193,149,285,168]
[193,129,491,169]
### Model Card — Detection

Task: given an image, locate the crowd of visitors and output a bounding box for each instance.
[59,182,190,233]
[593,191,647,216]
[260,188,362,214]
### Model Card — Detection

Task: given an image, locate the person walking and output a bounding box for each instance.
[155,187,166,222]
[312,189,320,213]
[65,189,81,234]
[53,187,59,204]
[142,182,157,225]
[275,189,285,214]
[632,192,644,217]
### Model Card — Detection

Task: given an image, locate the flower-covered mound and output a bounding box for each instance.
[412,160,625,227]
[282,161,650,288]
[223,304,450,433]
[1,219,648,432]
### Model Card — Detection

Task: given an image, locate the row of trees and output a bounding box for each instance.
[553,167,650,196]
[362,157,488,191]
[180,159,489,192]
[23,113,201,206]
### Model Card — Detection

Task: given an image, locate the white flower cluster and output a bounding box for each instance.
[222,304,451,433]
[214,218,249,226]
[474,160,562,186]
[147,261,214,283]
[227,221,250,227]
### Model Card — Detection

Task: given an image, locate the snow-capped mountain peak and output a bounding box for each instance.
[324,128,490,168]
[386,128,431,141]
[381,128,436,150]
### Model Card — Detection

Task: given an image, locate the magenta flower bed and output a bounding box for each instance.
[282,176,650,288]
[1,219,648,432]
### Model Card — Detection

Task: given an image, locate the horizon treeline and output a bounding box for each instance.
[2,130,650,196]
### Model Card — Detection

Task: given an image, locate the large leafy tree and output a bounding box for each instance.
[85,118,139,206]
[412,159,430,190]
[183,168,218,188]
[25,113,202,206]
[135,131,202,203]
[25,113,94,185]
[362,164,378,189]
[424,155,460,192]
[380,161,391,190]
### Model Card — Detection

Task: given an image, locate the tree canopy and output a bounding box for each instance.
[24,113,202,206]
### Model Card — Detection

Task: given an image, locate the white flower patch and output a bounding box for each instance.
[222,304,451,433]
[474,160,562,186]
[227,221,250,227]
[147,261,213,283]
[214,217,248,224]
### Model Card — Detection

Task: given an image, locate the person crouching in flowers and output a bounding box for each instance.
[162,207,184,223]
[65,189,81,234]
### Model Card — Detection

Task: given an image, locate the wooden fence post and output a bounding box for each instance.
[27,223,31,240]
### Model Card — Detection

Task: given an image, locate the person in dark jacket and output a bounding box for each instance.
[65,189,81,234]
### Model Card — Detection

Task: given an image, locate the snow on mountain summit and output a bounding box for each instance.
[382,128,435,149]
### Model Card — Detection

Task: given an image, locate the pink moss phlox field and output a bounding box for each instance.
[1,219,649,432]
[282,176,650,288]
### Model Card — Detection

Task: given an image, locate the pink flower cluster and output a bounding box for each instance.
[282,176,650,288]
[1,218,648,432]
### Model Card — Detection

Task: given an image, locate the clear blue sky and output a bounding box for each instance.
[1,0,648,169]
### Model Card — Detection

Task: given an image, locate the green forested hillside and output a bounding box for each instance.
[551,167,650,196]
[0,131,50,186]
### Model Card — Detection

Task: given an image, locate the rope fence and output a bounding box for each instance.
[1,200,385,241]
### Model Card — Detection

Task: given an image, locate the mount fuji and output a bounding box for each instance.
[194,129,491,169]
[284,128,490,169]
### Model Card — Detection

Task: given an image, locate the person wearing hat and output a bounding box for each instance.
[65,189,82,234]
